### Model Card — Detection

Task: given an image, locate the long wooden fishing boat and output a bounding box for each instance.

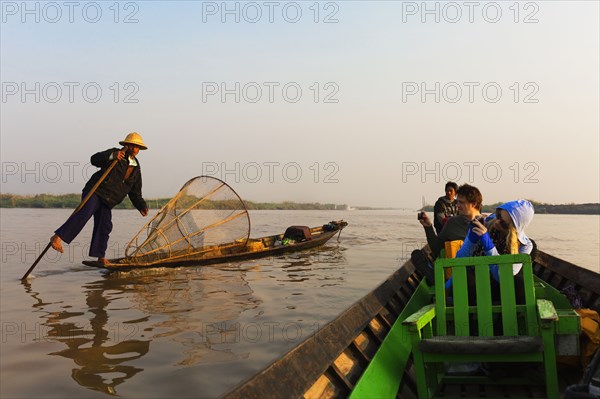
[82,220,347,270]
[223,248,600,398]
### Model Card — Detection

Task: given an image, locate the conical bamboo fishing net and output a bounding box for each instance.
[123,176,250,265]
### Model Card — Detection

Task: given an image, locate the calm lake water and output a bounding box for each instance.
[1,209,599,398]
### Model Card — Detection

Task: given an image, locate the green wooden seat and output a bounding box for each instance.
[402,254,559,399]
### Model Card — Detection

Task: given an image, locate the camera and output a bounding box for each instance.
[417,211,426,221]
[470,216,485,228]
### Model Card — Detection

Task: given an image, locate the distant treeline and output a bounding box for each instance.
[423,200,600,215]
[0,193,347,211]
[2,194,598,214]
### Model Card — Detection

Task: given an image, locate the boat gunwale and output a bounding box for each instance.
[533,250,600,294]
[222,258,417,399]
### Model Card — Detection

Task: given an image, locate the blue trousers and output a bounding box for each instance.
[55,192,113,258]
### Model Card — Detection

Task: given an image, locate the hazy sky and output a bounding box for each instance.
[1,1,598,208]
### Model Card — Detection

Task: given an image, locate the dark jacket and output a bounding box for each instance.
[424,214,470,259]
[83,148,147,211]
[433,196,457,234]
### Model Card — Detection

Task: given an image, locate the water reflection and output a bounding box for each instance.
[18,242,347,397]
[124,267,261,366]
[21,265,260,396]
[278,246,348,286]
[23,280,149,396]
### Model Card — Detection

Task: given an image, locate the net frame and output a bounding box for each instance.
[123,176,251,264]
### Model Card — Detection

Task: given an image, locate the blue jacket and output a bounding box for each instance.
[452,200,534,286]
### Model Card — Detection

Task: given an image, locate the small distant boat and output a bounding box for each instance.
[82,220,347,270]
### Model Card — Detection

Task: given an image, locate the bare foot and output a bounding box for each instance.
[98,257,109,265]
[50,234,64,253]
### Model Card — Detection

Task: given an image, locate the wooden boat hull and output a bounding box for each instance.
[223,248,600,399]
[82,221,347,271]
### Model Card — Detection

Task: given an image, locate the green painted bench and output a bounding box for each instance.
[402,254,560,399]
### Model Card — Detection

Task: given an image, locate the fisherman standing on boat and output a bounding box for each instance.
[433,181,458,234]
[49,133,149,266]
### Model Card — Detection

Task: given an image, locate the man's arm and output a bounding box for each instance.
[128,170,148,213]
[90,148,116,168]
[418,212,444,259]
[424,225,443,259]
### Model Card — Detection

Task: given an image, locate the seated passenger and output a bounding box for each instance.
[412,184,484,284]
[453,199,535,302]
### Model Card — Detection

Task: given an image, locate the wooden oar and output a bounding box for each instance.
[21,150,124,281]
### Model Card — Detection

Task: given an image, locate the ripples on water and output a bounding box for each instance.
[1,209,598,398]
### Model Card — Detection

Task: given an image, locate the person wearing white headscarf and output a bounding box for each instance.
[456,199,535,283]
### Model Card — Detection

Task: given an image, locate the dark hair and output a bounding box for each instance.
[456,184,483,210]
[445,181,458,192]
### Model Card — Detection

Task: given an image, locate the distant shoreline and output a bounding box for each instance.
[1,194,598,214]
[0,193,355,211]
[423,201,599,215]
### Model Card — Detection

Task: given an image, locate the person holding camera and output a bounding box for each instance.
[449,199,535,303]
[455,199,535,276]
[412,184,484,284]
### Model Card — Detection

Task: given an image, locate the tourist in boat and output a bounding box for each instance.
[417,184,483,257]
[456,199,534,268]
[412,184,484,283]
[453,199,535,301]
[433,181,458,234]
[49,133,149,265]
